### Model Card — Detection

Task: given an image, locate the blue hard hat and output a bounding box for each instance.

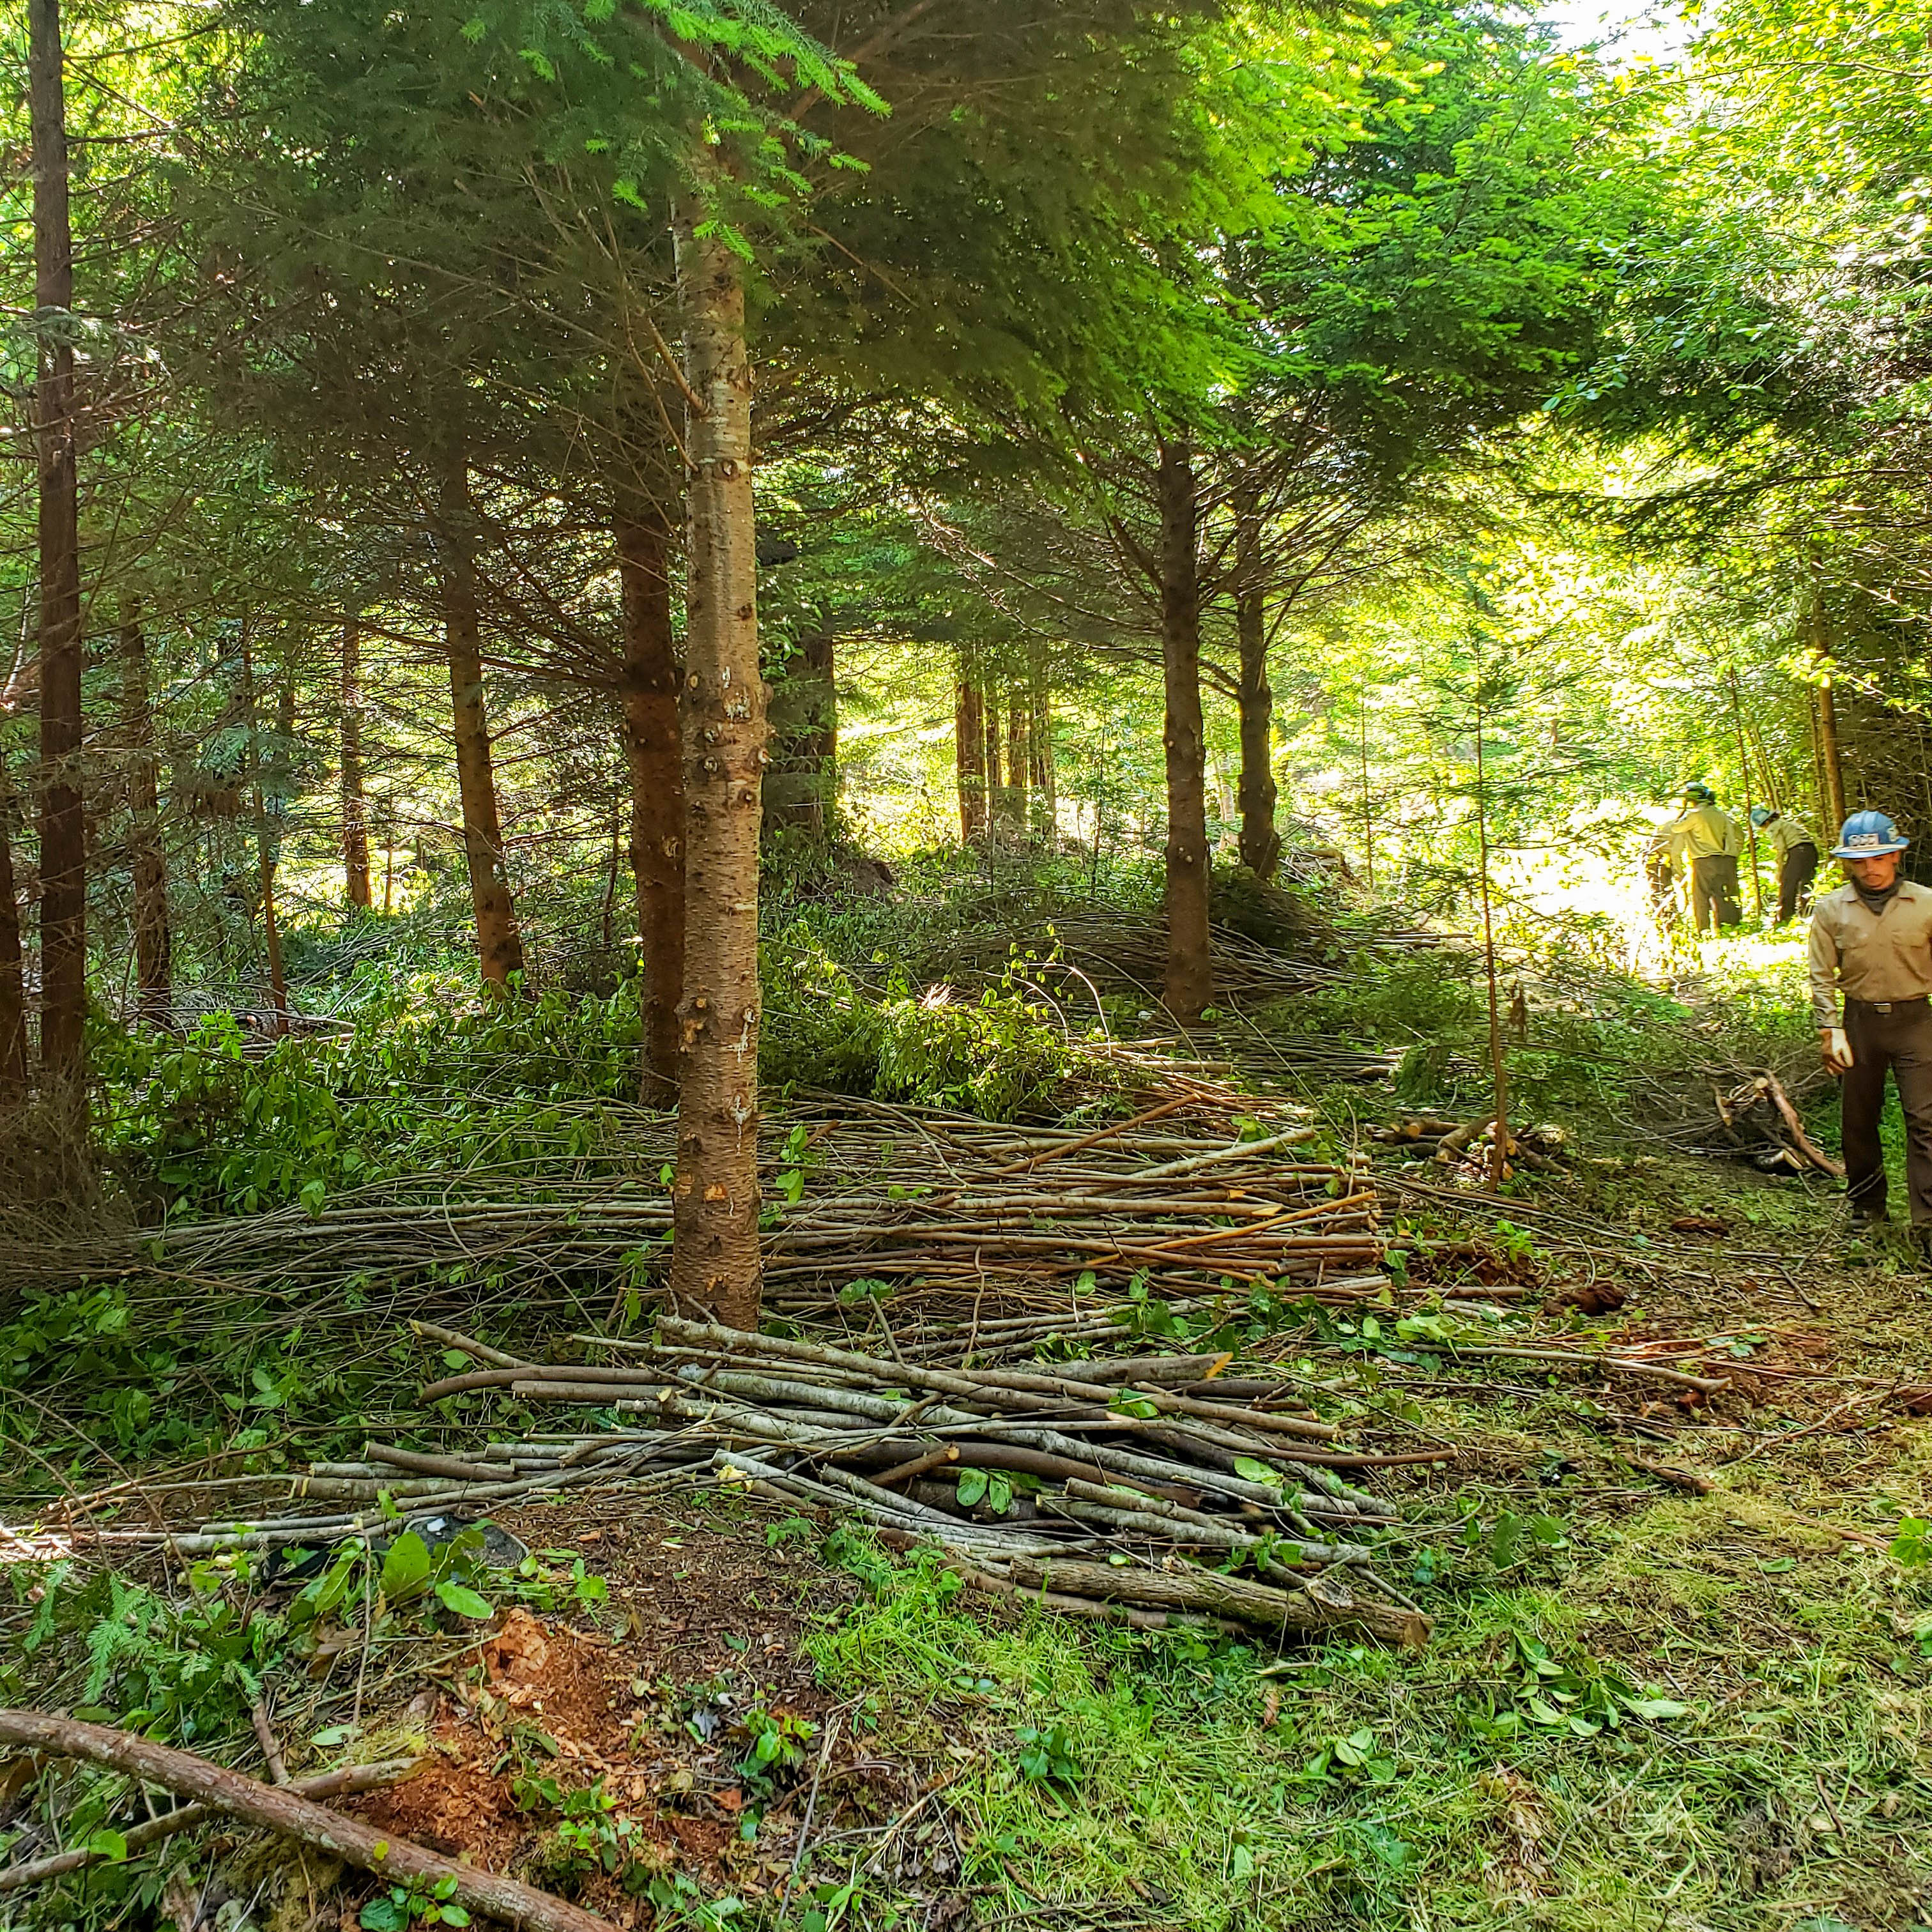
[1749,805,1774,828]
[1681,782,1715,804]
[1832,809,1910,858]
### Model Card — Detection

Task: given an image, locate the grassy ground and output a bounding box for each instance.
[801,1138,1932,1931]
[4,895,1931,1931]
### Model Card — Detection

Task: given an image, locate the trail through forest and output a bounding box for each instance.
[6,0,1932,1923]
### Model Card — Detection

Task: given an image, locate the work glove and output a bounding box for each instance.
[1821,1027,1855,1075]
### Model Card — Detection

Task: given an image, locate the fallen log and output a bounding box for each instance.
[1007,1558,1430,1648]
[0,1756,419,1894]
[0,1713,615,1932]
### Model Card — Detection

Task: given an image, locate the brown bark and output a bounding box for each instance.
[1029,643,1055,841]
[119,604,171,1025]
[1007,695,1029,838]
[0,740,26,1091]
[1816,681,1846,831]
[1232,486,1281,881]
[955,658,986,839]
[799,626,836,831]
[615,498,683,1103]
[983,680,1004,830]
[669,175,767,1331]
[1157,436,1212,1022]
[1007,1557,1429,1647]
[30,0,84,1080]
[240,634,289,1038]
[0,1758,418,1894]
[436,433,526,990]
[340,619,371,911]
[0,1712,614,1931]
[1474,693,1510,1188]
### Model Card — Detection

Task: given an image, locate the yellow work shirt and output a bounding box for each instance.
[1669,804,1744,861]
[1764,814,1818,859]
[1807,880,1932,1026]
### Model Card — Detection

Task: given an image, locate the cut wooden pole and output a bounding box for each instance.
[0,1713,613,1930]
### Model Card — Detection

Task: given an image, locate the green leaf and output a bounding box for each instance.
[1232,1457,1282,1487]
[83,1827,129,1862]
[957,1469,988,1507]
[1758,1557,1796,1574]
[360,1897,408,1932]
[298,1177,327,1218]
[435,1580,493,1620]
[379,1531,433,1602]
[1621,1696,1689,1721]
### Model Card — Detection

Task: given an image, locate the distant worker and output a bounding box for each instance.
[1644,813,1687,928]
[1750,804,1821,925]
[1667,783,1745,932]
[1809,811,1932,1231]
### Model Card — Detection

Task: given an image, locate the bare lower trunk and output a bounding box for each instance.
[800,627,836,831]
[240,633,288,1037]
[984,685,1005,833]
[1816,682,1846,830]
[956,660,986,840]
[436,435,526,990]
[121,604,171,1024]
[670,178,767,1331]
[340,619,371,911]
[31,0,85,1080]
[1029,643,1055,841]
[1475,700,1509,1187]
[1007,696,1029,839]
[1158,436,1212,1022]
[1232,488,1280,881]
[0,742,26,1090]
[615,498,684,1104]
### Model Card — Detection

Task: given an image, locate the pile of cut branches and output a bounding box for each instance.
[3,1097,1381,1310]
[104,1314,1436,1650]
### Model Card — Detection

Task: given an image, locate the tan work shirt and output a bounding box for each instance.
[1765,814,1818,860]
[1672,804,1745,860]
[1807,880,1932,1026]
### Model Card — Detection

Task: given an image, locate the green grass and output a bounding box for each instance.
[810,1481,1932,1929]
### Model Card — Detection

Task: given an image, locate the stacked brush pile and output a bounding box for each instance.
[119,1312,1441,1648]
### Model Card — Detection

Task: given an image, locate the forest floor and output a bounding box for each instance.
[4,889,1931,1932]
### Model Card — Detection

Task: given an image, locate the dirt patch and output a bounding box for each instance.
[344,1504,933,1923]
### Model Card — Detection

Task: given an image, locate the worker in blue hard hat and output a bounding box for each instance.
[1808,810,1932,1232]
[1660,783,1745,932]
[1749,804,1820,924]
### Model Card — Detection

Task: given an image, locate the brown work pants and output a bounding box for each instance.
[1690,854,1742,932]
[1777,842,1818,924]
[1841,996,1932,1224]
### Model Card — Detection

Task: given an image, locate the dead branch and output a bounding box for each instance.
[0,1713,615,1931]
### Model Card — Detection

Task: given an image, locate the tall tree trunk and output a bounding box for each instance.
[30,0,85,1081]
[955,658,986,840]
[1816,682,1846,831]
[121,603,171,1024]
[0,740,26,1091]
[615,496,684,1104]
[1232,485,1281,881]
[1007,696,1029,839]
[436,434,526,991]
[1474,691,1510,1188]
[240,632,289,1037]
[340,619,372,911]
[1811,568,1847,831]
[669,180,767,1331]
[1157,436,1212,1022]
[1029,643,1055,842]
[983,684,1005,833]
[799,626,836,833]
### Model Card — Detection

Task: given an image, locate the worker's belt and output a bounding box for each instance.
[1847,996,1931,1015]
